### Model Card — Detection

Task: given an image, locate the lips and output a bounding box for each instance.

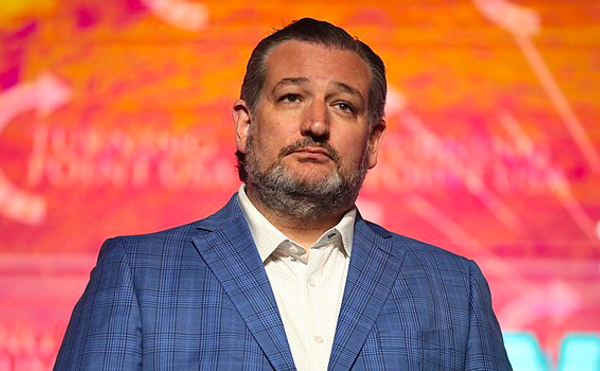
[279,140,339,163]
[292,147,332,160]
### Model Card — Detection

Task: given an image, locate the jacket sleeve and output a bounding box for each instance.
[54,238,143,370]
[464,260,513,370]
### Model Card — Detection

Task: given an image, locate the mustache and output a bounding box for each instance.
[278,138,340,163]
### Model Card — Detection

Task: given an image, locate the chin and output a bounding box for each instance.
[288,166,335,183]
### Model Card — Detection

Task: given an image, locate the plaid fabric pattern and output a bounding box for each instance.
[55,194,512,370]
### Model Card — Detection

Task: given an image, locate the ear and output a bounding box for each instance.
[233,99,252,154]
[366,120,386,169]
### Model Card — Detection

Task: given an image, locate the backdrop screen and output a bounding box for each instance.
[1,0,599,369]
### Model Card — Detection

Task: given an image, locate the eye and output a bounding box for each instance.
[334,101,355,113]
[279,93,301,103]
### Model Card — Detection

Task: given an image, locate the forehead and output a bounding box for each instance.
[263,40,371,94]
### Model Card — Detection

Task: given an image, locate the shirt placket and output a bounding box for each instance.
[306,242,333,370]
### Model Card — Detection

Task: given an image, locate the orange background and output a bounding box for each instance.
[1,0,599,369]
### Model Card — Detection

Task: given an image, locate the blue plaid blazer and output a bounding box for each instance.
[55,194,512,370]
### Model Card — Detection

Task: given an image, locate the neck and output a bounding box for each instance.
[245,185,348,249]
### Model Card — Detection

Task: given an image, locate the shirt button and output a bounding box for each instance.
[308,279,316,287]
[315,336,324,343]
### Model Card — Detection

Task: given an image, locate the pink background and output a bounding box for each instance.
[1,0,599,369]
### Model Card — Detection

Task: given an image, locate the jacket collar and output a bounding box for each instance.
[327,215,406,370]
[191,193,407,370]
[192,194,297,370]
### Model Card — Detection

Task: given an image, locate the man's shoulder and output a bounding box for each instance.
[95,220,203,264]
[109,219,202,247]
[363,219,473,273]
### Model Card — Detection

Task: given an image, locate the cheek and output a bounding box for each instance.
[255,109,294,136]
[336,130,369,158]
[255,121,299,151]
[251,127,290,162]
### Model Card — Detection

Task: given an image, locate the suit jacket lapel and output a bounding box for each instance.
[191,195,296,370]
[328,216,407,371]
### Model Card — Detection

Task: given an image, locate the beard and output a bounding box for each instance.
[242,131,369,220]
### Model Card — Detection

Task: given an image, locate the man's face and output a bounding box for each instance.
[234,40,385,216]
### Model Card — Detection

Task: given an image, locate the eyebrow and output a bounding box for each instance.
[272,77,310,93]
[333,81,365,105]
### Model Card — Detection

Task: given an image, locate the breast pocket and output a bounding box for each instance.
[359,327,463,371]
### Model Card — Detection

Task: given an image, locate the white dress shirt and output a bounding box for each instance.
[237,185,356,371]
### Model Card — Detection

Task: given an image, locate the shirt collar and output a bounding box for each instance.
[237,184,356,262]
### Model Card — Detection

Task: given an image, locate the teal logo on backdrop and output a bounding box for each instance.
[504,332,600,371]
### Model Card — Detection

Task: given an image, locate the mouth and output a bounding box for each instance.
[291,147,333,160]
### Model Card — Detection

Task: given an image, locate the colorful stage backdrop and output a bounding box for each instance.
[1,0,599,369]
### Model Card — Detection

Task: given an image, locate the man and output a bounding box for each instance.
[55,18,512,370]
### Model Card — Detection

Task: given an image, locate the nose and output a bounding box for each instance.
[301,100,330,140]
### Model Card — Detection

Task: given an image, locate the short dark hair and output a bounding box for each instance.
[237,18,387,182]
[241,17,387,127]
